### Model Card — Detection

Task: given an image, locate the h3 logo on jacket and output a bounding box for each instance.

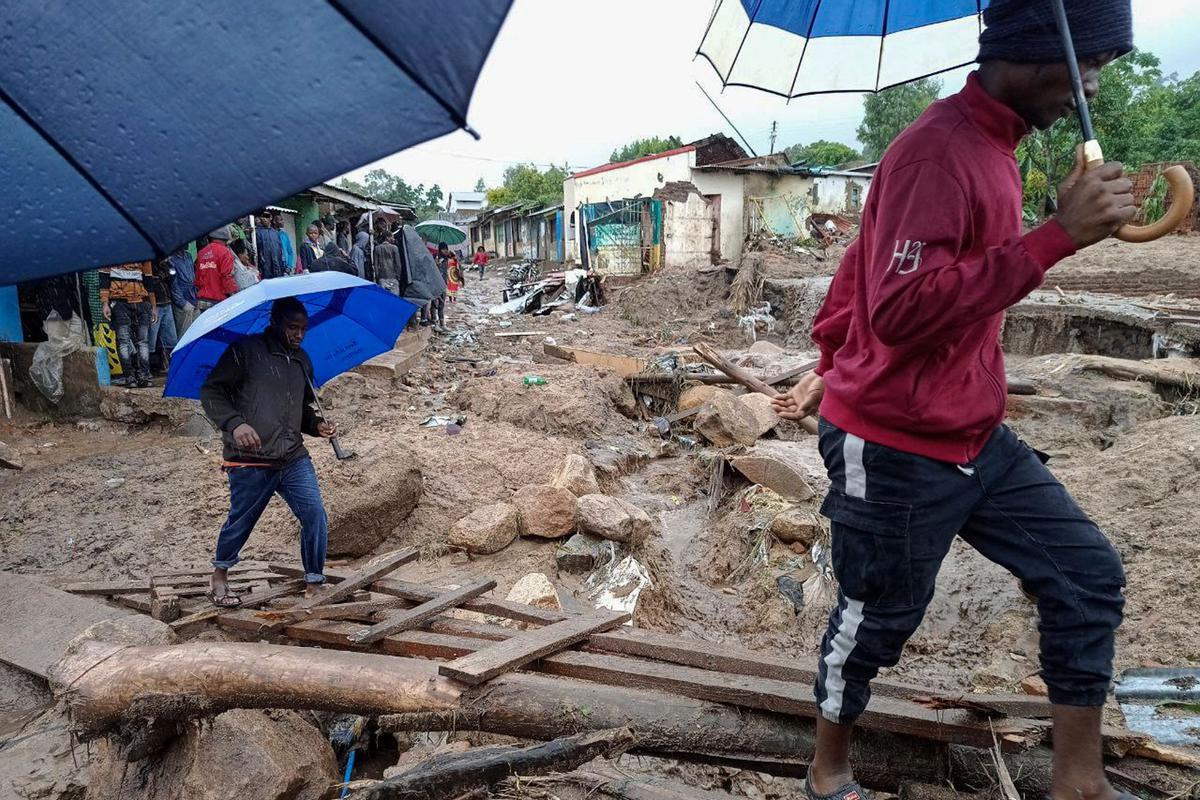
[890,239,924,274]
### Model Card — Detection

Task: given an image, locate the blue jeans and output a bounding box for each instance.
[213,457,328,584]
[814,420,1124,724]
[149,302,178,370]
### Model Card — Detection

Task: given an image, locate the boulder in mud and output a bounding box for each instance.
[448,503,520,555]
[694,388,762,447]
[576,494,654,546]
[749,340,785,356]
[737,393,781,439]
[769,509,821,546]
[678,384,719,413]
[505,572,562,611]
[0,441,22,470]
[512,484,577,539]
[556,532,613,574]
[87,709,337,800]
[259,442,423,556]
[550,454,600,497]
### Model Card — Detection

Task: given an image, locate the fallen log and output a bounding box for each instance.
[349,728,635,800]
[1068,354,1200,388]
[50,640,460,741]
[693,343,819,435]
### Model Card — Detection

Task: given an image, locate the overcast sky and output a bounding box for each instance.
[344,0,1199,196]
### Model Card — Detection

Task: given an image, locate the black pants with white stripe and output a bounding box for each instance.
[814,419,1125,725]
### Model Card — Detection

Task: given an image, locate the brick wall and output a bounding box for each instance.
[1129,161,1199,233]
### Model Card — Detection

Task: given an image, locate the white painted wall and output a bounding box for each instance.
[663,193,714,268]
[811,174,871,215]
[689,169,746,262]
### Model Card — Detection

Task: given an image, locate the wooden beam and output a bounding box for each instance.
[438,612,630,686]
[348,579,497,645]
[761,359,820,386]
[256,597,409,625]
[542,344,648,378]
[170,579,306,630]
[283,548,418,615]
[270,564,568,626]
[693,343,818,434]
[151,570,283,588]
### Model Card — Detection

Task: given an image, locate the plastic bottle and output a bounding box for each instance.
[523,375,548,386]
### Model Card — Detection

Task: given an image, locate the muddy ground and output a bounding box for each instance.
[2,235,1199,797]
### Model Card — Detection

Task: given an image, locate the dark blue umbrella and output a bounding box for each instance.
[165,272,417,400]
[0,0,513,286]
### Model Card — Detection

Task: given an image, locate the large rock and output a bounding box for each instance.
[87,709,337,800]
[748,340,785,356]
[737,393,781,439]
[448,503,519,555]
[556,532,613,574]
[576,494,654,546]
[770,508,822,546]
[550,454,600,497]
[730,453,815,501]
[677,384,719,413]
[0,441,22,470]
[505,573,562,611]
[694,388,762,447]
[512,484,577,539]
[259,442,423,556]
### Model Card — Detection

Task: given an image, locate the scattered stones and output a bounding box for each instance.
[576,494,654,545]
[448,503,520,555]
[505,573,562,612]
[694,388,762,447]
[550,454,601,497]
[0,441,22,470]
[512,484,577,539]
[555,532,613,574]
[770,509,822,546]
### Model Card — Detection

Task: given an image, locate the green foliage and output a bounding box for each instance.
[1016,49,1200,221]
[1141,172,1169,224]
[856,78,941,160]
[337,168,444,218]
[474,177,487,193]
[485,163,566,208]
[785,139,862,167]
[609,136,683,163]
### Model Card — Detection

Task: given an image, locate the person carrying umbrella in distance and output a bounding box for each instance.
[771,3,1138,800]
[200,296,337,606]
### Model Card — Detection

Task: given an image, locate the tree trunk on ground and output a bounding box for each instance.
[52,642,1197,798]
[51,640,460,741]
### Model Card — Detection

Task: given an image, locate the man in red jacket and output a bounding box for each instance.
[194,225,239,310]
[773,3,1136,800]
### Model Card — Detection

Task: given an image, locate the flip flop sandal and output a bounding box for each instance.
[206,590,243,608]
[805,777,869,800]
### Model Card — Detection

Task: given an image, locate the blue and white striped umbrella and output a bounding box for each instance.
[698,1,991,98]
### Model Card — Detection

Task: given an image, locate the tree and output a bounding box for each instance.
[474,177,487,193]
[609,136,683,163]
[485,163,567,208]
[856,78,941,160]
[785,140,861,167]
[337,169,445,218]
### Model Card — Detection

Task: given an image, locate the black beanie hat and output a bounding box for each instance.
[978,0,1133,63]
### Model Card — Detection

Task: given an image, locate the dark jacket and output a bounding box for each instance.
[200,330,321,464]
[396,225,446,304]
[255,226,287,279]
[311,244,356,276]
[167,251,197,308]
[299,239,322,273]
[372,240,404,285]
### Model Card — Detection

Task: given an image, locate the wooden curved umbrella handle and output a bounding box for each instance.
[1083,141,1195,244]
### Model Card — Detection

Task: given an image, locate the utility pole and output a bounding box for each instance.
[768,121,778,155]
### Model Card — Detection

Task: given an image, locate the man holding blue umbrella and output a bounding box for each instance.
[773,3,1137,800]
[200,297,337,605]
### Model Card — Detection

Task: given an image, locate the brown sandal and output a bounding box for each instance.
[206,590,242,608]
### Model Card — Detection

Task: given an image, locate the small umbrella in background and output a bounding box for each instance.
[696,0,1192,243]
[166,272,419,459]
[0,0,514,286]
[414,220,468,246]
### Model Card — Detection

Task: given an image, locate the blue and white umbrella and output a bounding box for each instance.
[165,272,418,400]
[697,0,990,98]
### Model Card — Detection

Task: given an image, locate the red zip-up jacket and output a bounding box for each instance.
[194,240,238,302]
[814,73,1078,464]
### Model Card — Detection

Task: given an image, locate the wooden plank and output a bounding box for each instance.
[220,613,1040,751]
[270,564,567,626]
[543,344,648,378]
[284,548,418,614]
[537,651,1042,751]
[0,572,132,678]
[153,561,269,578]
[151,570,282,588]
[761,359,820,386]
[439,611,630,686]
[170,579,305,630]
[348,579,497,645]
[256,597,409,625]
[59,579,151,595]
